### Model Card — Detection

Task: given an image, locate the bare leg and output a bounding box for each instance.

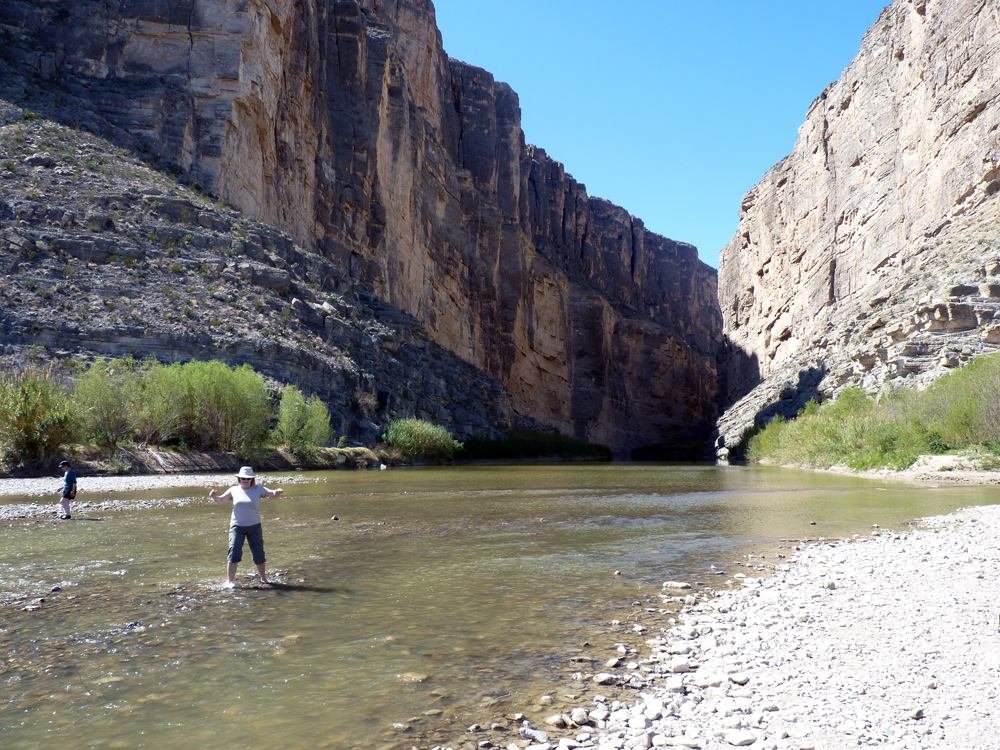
[226,562,238,584]
[255,563,270,584]
[59,497,70,517]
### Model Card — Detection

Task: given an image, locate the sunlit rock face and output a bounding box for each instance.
[716,0,1000,454]
[3,0,721,454]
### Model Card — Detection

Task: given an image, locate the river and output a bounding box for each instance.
[1,463,997,749]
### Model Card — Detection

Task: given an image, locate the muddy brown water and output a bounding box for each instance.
[2,463,998,749]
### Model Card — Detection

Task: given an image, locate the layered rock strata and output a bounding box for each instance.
[0,109,511,445]
[716,0,1000,455]
[0,0,720,454]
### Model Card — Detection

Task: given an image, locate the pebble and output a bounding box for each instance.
[570,504,1000,749]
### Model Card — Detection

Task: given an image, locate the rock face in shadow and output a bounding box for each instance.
[715,0,1000,455]
[0,111,514,446]
[0,0,720,454]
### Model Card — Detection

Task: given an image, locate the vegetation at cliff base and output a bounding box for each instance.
[0,356,335,472]
[744,353,1000,470]
[275,385,333,455]
[1,352,610,472]
[383,418,462,462]
[0,365,74,472]
[456,430,612,462]
[72,358,276,452]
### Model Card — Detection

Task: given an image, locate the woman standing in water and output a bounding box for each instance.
[209,466,283,587]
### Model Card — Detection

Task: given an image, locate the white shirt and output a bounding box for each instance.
[228,484,270,526]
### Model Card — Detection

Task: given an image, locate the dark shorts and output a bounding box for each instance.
[228,523,265,565]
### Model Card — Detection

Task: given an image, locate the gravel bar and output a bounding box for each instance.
[551,505,1000,750]
[0,473,323,520]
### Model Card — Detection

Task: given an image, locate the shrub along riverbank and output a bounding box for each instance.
[743,352,1000,470]
[0,355,610,476]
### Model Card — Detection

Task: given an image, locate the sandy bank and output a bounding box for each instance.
[750,454,1000,488]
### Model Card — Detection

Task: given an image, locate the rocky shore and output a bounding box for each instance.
[0,472,316,520]
[523,504,1000,750]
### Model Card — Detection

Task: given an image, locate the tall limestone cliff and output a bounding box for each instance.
[716,0,1000,455]
[0,0,720,455]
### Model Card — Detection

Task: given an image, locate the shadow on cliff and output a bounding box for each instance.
[630,421,715,462]
[717,338,762,411]
[727,364,827,461]
[633,339,764,462]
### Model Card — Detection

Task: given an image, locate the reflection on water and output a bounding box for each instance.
[1,463,998,749]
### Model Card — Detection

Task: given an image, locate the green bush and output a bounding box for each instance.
[131,360,273,451]
[132,361,188,446]
[0,364,74,471]
[742,361,1000,471]
[743,387,940,470]
[275,385,332,452]
[919,354,1000,445]
[72,356,142,447]
[384,418,462,462]
[180,361,272,451]
[744,415,788,462]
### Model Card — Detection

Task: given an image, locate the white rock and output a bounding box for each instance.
[628,715,650,730]
[663,675,686,693]
[624,733,652,750]
[724,730,757,746]
[693,673,725,688]
[662,738,701,748]
[666,657,693,673]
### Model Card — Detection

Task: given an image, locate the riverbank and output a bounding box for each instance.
[0,470,324,520]
[0,445,380,480]
[568,503,1000,750]
[821,453,1000,486]
[742,453,1000,488]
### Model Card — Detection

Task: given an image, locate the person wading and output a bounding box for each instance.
[57,460,76,519]
[209,466,283,587]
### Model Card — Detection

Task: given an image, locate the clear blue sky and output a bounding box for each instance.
[430,0,889,269]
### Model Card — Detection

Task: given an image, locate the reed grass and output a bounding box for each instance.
[743,353,1000,470]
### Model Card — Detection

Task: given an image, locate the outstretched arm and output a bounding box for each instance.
[209,489,232,504]
[263,487,283,499]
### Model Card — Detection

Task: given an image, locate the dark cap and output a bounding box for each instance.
[59,460,69,467]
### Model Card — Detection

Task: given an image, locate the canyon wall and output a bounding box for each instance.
[0,0,720,454]
[716,0,1000,455]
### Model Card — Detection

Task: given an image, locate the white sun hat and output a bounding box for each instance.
[236,466,256,478]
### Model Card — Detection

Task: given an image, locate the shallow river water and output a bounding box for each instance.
[2,463,998,749]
